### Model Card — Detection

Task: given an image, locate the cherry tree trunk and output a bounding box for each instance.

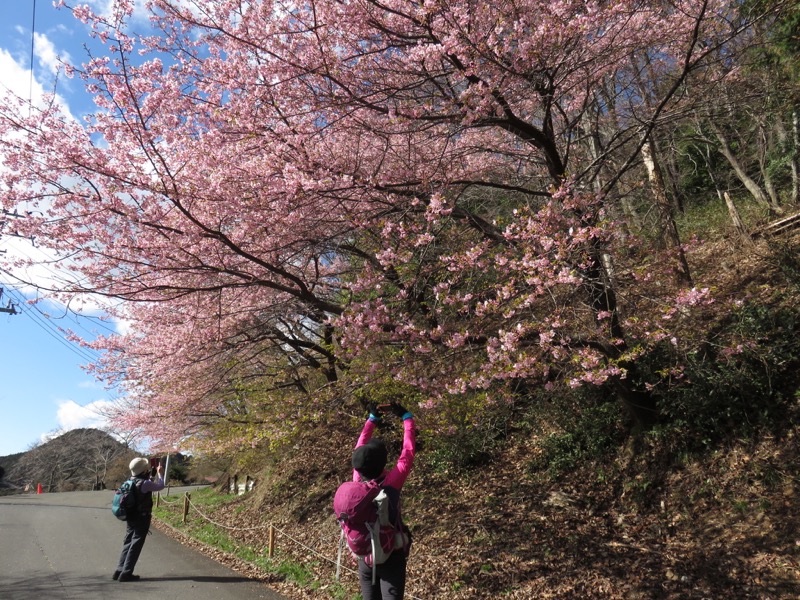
[641,136,693,285]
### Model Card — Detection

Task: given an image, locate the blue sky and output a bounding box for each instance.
[0,1,150,456]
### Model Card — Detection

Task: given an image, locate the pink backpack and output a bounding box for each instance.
[333,480,405,580]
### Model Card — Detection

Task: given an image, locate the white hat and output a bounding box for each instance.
[129,457,149,476]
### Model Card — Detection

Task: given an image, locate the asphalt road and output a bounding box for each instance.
[0,488,288,600]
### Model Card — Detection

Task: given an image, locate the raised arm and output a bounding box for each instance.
[141,464,166,493]
[383,415,416,490]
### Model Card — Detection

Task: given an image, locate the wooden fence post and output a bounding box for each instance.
[155,491,160,508]
[182,492,191,523]
[268,524,275,558]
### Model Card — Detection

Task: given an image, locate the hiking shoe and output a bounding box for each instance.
[118,573,140,582]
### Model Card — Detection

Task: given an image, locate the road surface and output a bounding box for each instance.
[0,488,288,600]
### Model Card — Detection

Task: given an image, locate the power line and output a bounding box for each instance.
[0,238,121,338]
[1,285,130,430]
[1,285,100,365]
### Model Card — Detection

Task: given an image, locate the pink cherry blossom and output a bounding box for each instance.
[0,0,767,449]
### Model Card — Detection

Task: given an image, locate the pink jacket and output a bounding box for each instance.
[352,417,416,491]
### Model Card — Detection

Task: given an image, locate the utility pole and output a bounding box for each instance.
[1,210,22,316]
[0,289,19,315]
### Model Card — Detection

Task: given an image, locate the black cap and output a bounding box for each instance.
[352,439,387,480]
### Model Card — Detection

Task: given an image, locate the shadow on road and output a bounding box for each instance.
[0,500,109,512]
[137,575,259,583]
[1,574,263,599]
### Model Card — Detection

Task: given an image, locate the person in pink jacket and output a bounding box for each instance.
[351,401,416,600]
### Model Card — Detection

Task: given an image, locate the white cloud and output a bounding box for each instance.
[0,236,118,321]
[112,317,134,335]
[34,32,71,75]
[0,46,38,99]
[86,0,152,24]
[36,398,120,446]
[0,21,132,327]
[0,238,73,293]
[55,398,115,430]
[0,44,73,116]
[0,41,102,317]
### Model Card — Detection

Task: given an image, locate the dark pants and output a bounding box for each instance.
[116,513,151,575]
[358,551,407,600]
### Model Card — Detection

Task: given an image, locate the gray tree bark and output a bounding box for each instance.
[710,121,784,215]
[641,135,693,285]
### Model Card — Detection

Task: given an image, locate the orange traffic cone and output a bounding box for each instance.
[37,483,43,494]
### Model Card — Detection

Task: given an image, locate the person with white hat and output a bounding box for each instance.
[114,457,165,582]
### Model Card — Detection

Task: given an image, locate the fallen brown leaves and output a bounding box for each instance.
[154,420,800,599]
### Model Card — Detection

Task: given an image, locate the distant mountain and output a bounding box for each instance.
[0,451,24,492]
[0,428,136,494]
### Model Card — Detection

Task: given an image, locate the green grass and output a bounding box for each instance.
[152,488,349,597]
[675,194,771,241]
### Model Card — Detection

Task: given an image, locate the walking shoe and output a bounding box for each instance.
[112,570,121,580]
[118,573,140,582]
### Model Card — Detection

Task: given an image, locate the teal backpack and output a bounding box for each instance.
[111,479,138,521]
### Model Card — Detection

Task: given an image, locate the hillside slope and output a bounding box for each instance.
[153,415,799,599]
[150,230,800,599]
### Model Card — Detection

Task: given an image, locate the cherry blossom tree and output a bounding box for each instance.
[0,0,779,450]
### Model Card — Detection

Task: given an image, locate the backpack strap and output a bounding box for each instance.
[366,520,379,584]
[335,528,345,581]
[129,477,143,514]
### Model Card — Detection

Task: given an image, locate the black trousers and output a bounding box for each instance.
[358,551,407,600]
[116,513,151,575]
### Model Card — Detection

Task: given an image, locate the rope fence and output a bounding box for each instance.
[155,489,425,600]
